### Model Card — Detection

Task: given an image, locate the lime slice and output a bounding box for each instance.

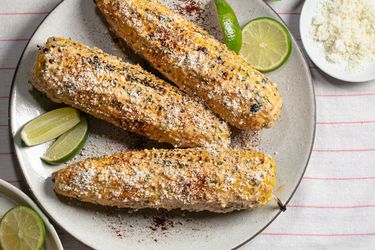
[41,115,88,165]
[21,107,80,146]
[215,0,242,53]
[0,206,45,250]
[239,17,292,72]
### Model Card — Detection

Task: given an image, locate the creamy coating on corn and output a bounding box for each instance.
[96,0,283,130]
[52,148,276,213]
[31,37,230,147]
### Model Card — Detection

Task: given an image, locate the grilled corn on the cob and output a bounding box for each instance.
[96,0,283,130]
[52,148,276,213]
[31,37,230,147]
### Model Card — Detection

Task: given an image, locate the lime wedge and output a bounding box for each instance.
[21,107,80,146]
[215,0,242,53]
[239,17,292,72]
[41,115,88,165]
[0,206,45,250]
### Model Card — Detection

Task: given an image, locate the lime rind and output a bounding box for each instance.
[41,115,88,165]
[240,17,292,72]
[0,205,45,250]
[21,107,80,146]
[215,0,242,53]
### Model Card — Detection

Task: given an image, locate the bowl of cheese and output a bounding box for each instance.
[300,0,375,82]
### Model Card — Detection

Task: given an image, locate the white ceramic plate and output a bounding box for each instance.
[0,179,63,250]
[9,0,315,249]
[300,0,375,82]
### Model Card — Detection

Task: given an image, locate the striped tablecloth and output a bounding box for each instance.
[1,0,375,249]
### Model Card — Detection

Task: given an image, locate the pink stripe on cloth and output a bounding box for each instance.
[0,38,29,42]
[4,179,25,184]
[0,152,14,155]
[288,205,375,209]
[316,93,375,97]
[313,148,375,153]
[304,176,375,181]
[317,121,375,125]
[261,233,375,237]
[0,12,49,15]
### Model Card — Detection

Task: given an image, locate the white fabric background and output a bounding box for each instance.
[0,0,374,249]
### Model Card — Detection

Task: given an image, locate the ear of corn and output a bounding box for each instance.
[31,37,230,147]
[52,148,276,213]
[96,0,283,130]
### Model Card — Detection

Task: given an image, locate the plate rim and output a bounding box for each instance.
[8,0,316,248]
[234,0,316,248]
[0,179,64,250]
[299,0,375,83]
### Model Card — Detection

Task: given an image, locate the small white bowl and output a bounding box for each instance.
[0,180,63,250]
[300,0,375,82]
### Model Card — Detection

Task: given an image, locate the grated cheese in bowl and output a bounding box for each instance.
[311,0,375,70]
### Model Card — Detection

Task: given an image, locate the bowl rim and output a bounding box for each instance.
[0,179,63,250]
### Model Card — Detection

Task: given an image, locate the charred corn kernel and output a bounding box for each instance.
[96,0,282,130]
[31,37,230,147]
[52,148,276,213]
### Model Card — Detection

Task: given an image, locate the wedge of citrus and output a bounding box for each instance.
[41,115,88,165]
[215,0,242,53]
[239,17,292,72]
[21,107,80,146]
[0,206,45,250]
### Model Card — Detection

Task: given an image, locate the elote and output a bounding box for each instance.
[96,0,283,130]
[52,148,276,213]
[30,37,230,147]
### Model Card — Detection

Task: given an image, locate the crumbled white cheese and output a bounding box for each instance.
[311,0,375,69]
